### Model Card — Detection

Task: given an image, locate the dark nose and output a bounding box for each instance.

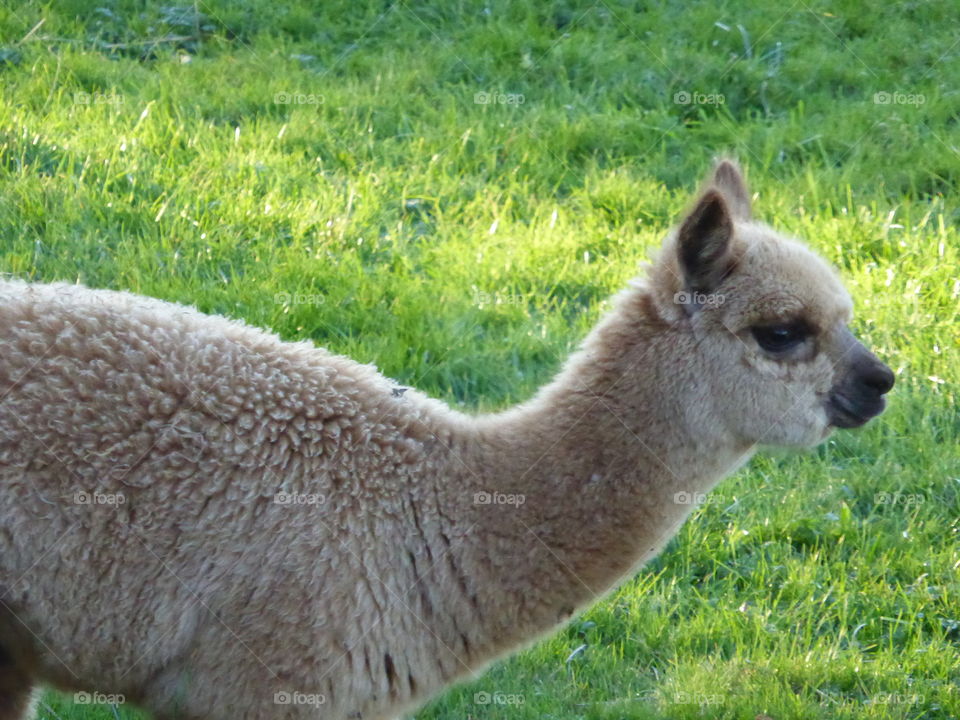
[860,361,895,394]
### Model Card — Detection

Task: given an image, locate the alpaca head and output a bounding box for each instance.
[646,160,894,448]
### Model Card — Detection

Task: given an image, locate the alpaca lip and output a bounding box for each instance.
[826,392,886,429]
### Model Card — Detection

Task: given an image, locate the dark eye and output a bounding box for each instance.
[751,322,809,353]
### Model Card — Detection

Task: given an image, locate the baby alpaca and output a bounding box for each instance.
[0,161,893,720]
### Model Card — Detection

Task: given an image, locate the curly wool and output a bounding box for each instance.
[0,280,480,719]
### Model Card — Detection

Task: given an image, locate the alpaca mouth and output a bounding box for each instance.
[826,392,886,429]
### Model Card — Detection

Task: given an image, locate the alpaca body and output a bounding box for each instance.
[0,280,744,720]
[0,162,894,719]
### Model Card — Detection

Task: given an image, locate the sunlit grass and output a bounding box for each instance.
[1,1,957,718]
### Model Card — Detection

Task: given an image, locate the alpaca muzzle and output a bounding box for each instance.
[827,331,895,428]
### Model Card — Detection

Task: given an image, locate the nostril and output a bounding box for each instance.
[862,363,895,394]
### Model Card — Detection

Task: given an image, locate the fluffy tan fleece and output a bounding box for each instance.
[0,161,892,720]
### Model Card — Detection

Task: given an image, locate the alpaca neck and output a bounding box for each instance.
[459,293,753,653]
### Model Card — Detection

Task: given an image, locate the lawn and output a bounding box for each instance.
[0,1,957,718]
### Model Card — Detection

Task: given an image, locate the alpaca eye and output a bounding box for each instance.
[751,322,809,353]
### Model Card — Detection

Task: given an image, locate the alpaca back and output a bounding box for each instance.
[0,280,470,714]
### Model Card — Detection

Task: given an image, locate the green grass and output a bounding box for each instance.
[1,1,957,718]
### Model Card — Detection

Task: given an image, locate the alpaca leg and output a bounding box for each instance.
[0,646,35,720]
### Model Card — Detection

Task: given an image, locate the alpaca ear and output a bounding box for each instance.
[677,189,734,295]
[710,159,751,221]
